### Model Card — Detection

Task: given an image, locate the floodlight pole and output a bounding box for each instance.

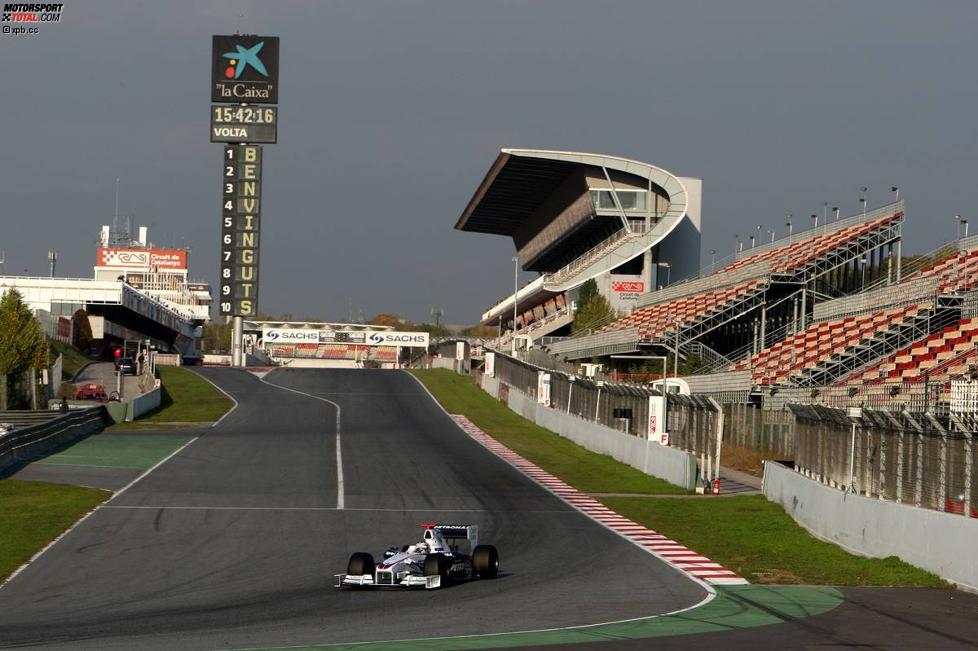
[512,256,519,357]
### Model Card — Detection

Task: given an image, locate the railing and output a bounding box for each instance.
[634,261,772,309]
[481,276,546,322]
[734,201,904,264]
[0,407,107,473]
[542,227,638,287]
[813,277,940,322]
[544,327,643,359]
[680,340,732,369]
[649,201,904,297]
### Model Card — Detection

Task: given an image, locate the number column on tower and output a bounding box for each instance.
[219,145,262,316]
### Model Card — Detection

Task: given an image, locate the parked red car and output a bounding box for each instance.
[74,383,109,403]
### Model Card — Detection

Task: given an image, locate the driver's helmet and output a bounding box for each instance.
[411,542,429,554]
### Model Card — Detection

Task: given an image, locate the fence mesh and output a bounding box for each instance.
[788,404,977,516]
[486,351,722,477]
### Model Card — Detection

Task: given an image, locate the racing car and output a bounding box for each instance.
[335,523,499,589]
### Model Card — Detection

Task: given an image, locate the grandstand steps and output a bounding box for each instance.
[654,282,769,350]
[794,307,941,387]
[840,318,978,386]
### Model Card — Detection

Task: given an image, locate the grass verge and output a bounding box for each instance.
[603,495,945,586]
[0,479,109,582]
[412,368,946,587]
[112,366,232,429]
[410,369,686,495]
[48,339,90,381]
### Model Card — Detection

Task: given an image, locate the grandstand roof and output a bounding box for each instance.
[455,149,690,236]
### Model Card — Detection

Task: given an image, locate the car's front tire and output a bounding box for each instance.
[347,552,375,576]
[472,545,499,579]
[423,554,450,582]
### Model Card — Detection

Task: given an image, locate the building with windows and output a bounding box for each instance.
[0,222,211,361]
[456,149,702,345]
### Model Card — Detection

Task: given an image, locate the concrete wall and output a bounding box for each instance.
[763,460,978,592]
[127,386,161,422]
[481,373,697,489]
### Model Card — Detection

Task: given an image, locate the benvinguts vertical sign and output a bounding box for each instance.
[213,34,279,318]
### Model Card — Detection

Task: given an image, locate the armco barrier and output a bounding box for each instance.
[763,460,978,592]
[0,407,107,473]
[481,373,697,490]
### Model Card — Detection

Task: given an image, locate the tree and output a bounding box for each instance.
[461,325,496,338]
[572,279,615,334]
[202,320,232,353]
[71,309,93,351]
[369,313,405,329]
[415,322,451,337]
[0,290,48,409]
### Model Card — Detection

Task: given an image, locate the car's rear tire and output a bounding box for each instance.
[347,552,375,576]
[423,554,450,580]
[472,545,499,579]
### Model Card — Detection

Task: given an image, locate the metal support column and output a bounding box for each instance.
[965,434,973,518]
[940,431,948,510]
[896,430,904,503]
[895,238,902,283]
[759,304,767,349]
[879,431,886,500]
[231,315,244,367]
[915,431,924,507]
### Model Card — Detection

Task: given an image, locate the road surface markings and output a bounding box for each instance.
[259,374,344,510]
[450,414,748,586]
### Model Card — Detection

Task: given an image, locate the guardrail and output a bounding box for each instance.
[0,407,107,473]
[812,277,941,322]
[633,261,772,309]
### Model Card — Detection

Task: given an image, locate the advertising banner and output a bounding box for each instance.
[261,328,321,343]
[455,341,465,361]
[363,331,429,348]
[612,281,645,293]
[647,395,668,445]
[97,248,188,271]
[485,352,495,377]
[537,372,551,407]
[212,35,280,104]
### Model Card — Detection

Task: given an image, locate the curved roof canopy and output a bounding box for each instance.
[455,149,688,236]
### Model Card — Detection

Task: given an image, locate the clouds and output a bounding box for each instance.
[1,0,976,320]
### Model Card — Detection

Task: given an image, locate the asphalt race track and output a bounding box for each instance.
[0,368,706,650]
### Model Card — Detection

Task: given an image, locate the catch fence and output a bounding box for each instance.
[488,350,723,472]
[789,404,976,517]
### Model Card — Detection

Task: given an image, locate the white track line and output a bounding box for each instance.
[0,370,241,591]
[191,368,240,428]
[1,437,202,590]
[259,372,344,510]
[405,371,723,599]
[101,505,574,513]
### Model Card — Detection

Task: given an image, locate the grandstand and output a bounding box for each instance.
[456,148,978,420]
[545,203,904,364]
[457,149,702,348]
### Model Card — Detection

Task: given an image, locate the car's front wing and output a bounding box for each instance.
[334,573,442,589]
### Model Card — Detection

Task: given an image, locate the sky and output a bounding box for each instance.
[2,0,976,324]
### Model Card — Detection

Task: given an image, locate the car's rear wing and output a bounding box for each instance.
[431,524,478,548]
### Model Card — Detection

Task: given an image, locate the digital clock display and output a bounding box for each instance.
[210,105,277,144]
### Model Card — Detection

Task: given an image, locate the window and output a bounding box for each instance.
[590,189,648,212]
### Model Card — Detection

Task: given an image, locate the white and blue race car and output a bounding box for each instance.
[335,523,499,589]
